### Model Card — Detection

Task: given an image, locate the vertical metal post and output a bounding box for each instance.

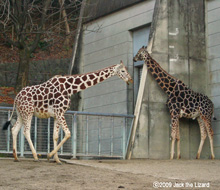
[110,117,114,156]
[122,117,126,159]
[7,110,11,152]
[86,115,89,155]
[60,126,63,154]
[34,117,37,150]
[72,114,77,158]
[47,118,50,153]
[98,116,101,156]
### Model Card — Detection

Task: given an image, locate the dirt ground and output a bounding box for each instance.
[0,158,219,190]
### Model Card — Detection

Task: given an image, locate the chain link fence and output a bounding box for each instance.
[0,107,134,159]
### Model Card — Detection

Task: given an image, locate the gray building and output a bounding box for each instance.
[78,0,220,159]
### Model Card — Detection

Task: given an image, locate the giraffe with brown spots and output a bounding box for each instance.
[133,46,216,160]
[3,61,133,164]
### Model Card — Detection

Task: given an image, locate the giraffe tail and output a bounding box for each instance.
[3,121,11,130]
[212,104,217,121]
[2,100,16,130]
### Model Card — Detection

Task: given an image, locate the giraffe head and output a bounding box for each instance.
[133,46,149,62]
[114,61,133,85]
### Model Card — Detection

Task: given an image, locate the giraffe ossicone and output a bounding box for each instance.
[134,46,216,160]
[3,61,133,164]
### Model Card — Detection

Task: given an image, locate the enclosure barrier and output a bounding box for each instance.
[0,107,134,159]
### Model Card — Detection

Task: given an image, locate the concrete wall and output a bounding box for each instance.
[206,0,220,158]
[82,0,155,114]
[81,0,219,159]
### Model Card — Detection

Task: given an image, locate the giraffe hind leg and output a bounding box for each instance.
[11,116,23,162]
[196,117,207,159]
[23,115,39,161]
[202,117,215,160]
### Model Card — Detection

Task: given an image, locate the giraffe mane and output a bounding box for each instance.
[61,65,117,78]
[147,52,178,81]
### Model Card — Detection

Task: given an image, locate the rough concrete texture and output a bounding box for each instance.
[82,0,155,114]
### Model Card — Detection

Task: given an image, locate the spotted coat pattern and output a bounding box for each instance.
[133,46,215,160]
[7,62,133,163]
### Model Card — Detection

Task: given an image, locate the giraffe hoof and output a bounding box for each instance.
[54,159,62,165]
[34,159,40,162]
[47,153,51,161]
[14,159,20,162]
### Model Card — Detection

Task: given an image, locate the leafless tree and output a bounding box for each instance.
[0,0,83,92]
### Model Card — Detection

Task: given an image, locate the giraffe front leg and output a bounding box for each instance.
[176,124,181,159]
[23,117,39,161]
[47,117,71,161]
[47,128,71,160]
[52,120,62,164]
[170,116,179,160]
[11,117,22,162]
[170,137,176,160]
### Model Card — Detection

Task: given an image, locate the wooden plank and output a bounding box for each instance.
[126,33,155,159]
[126,0,159,160]
[126,62,148,159]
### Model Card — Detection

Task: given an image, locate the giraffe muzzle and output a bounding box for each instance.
[133,57,137,62]
[127,79,133,85]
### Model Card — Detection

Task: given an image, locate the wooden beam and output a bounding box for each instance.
[126,0,160,160]
[126,41,152,160]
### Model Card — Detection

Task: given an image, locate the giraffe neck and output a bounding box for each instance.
[52,65,116,96]
[144,54,180,96]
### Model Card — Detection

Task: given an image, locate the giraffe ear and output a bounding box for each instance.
[120,60,124,65]
[142,46,145,48]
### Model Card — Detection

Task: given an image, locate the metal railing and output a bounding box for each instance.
[0,107,134,159]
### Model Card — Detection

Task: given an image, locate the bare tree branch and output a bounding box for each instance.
[2,32,19,47]
[29,0,52,52]
[69,0,86,74]
[58,0,71,46]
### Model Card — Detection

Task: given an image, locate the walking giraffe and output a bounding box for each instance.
[133,46,216,160]
[3,61,133,164]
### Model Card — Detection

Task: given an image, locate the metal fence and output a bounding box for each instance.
[0,107,134,159]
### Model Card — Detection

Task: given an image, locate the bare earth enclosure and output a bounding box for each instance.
[0,158,219,190]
